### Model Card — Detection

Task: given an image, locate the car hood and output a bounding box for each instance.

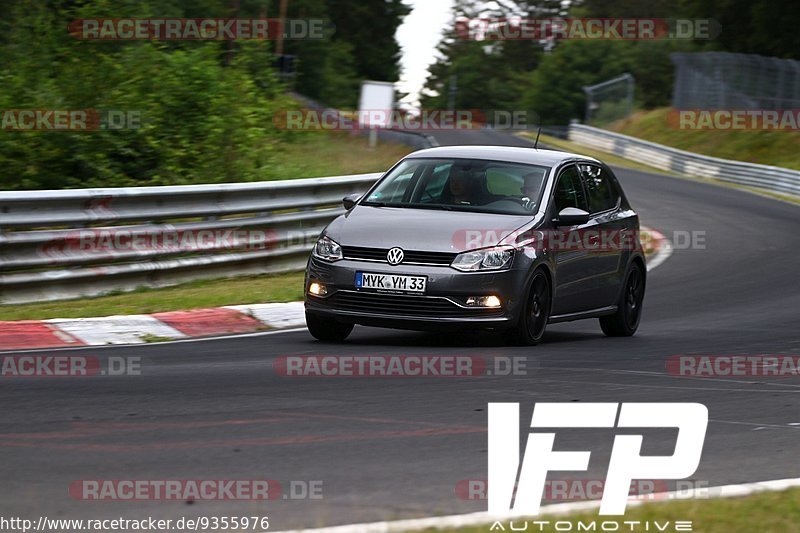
[325,206,533,253]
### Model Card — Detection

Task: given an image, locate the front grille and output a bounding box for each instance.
[342,246,457,266]
[318,291,503,319]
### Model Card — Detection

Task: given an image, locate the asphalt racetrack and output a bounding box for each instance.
[1,131,798,530]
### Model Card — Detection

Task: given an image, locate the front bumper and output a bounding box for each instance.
[304,256,529,329]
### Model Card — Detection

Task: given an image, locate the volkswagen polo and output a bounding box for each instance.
[304,146,646,345]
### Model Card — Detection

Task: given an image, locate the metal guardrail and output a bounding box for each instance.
[4,127,797,305]
[540,126,569,140]
[569,124,800,197]
[0,174,381,304]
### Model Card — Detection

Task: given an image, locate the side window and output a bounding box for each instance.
[553,165,587,213]
[579,164,619,213]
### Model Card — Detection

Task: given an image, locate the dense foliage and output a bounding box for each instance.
[421,0,793,125]
[0,0,409,190]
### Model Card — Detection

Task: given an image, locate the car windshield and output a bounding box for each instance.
[361,158,550,215]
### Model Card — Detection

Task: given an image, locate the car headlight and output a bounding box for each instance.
[451,246,514,271]
[313,235,343,262]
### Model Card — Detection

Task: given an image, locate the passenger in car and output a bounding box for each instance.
[521,172,543,210]
[444,167,483,205]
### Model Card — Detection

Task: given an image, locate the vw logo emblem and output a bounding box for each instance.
[386,247,404,265]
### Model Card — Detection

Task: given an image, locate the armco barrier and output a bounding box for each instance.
[569,123,800,197]
[0,174,381,304]
[3,130,798,305]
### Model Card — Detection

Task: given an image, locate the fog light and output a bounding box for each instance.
[466,295,502,308]
[308,282,328,296]
[484,295,502,308]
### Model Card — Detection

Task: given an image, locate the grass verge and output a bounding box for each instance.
[266,132,412,179]
[439,487,800,533]
[519,132,678,176]
[608,108,800,171]
[0,272,305,321]
[523,132,799,205]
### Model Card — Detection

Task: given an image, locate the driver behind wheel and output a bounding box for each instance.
[520,171,542,210]
[447,167,482,205]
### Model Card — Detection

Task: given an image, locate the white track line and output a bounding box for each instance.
[644,228,673,272]
[274,477,800,533]
[44,314,187,345]
[225,302,306,329]
[0,327,308,355]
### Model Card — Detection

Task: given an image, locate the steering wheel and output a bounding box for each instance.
[497,196,529,206]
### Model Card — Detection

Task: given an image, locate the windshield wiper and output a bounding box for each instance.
[410,203,453,211]
[361,201,455,211]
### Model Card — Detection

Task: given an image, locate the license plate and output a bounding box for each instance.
[355,272,427,293]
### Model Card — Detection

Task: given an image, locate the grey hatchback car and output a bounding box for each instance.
[304,146,646,345]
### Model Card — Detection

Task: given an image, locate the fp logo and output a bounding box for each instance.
[488,402,708,515]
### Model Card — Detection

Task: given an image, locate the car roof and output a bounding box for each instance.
[405,145,601,167]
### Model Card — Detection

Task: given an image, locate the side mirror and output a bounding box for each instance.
[342,193,361,210]
[555,207,591,226]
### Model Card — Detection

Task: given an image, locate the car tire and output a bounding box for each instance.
[600,262,645,337]
[306,312,354,342]
[514,269,551,346]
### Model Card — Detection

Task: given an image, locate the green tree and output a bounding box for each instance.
[420,0,564,115]
[284,0,410,107]
[327,0,411,82]
[0,0,295,189]
[677,0,798,59]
